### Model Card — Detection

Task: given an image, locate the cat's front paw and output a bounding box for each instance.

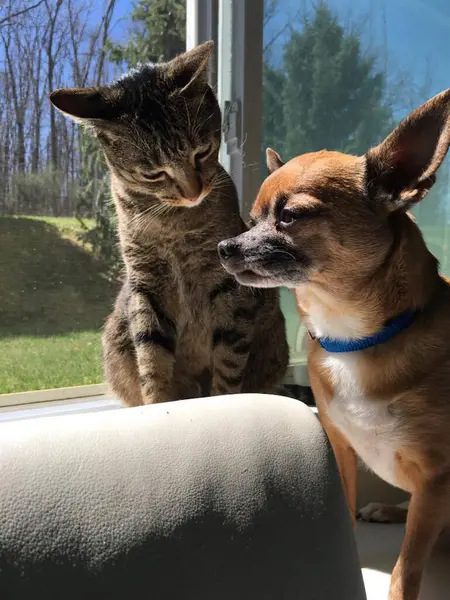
[141,386,174,405]
[357,502,407,524]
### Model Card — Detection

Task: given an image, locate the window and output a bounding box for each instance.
[3,0,450,404]
[258,0,450,385]
[0,1,187,398]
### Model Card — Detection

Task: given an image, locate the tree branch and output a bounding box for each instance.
[0,0,45,27]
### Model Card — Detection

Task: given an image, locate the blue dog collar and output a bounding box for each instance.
[317,310,416,353]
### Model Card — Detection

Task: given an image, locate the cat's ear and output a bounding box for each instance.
[366,88,450,212]
[49,86,124,123]
[266,148,285,174]
[169,40,214,93]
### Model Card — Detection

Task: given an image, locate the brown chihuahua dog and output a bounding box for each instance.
[218,89,450,600]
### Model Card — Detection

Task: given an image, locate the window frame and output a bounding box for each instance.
[186,0,218,86]
[0,384,108,409]
[216,0,309,387]
[217,0,264,219]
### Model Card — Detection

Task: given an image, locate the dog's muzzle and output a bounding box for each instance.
[217,239,244,272]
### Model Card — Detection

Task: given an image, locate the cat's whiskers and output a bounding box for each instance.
[183,98,191,132]
[140,204,171,236]
[117,130,153,157]
[192,112,214,139]
[210,172,232,191]
[130,121,154,157]
[126,208,151,229]
[126,204,157,228]
[191,87,209,137]
[127,200,171,232]
[146,202,172,220]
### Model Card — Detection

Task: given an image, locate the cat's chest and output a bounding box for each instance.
[171,233,220,274]
[322,353,402,488]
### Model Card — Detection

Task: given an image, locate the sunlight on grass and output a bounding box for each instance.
[0,331,103,394]
[20,215,94,232]
[18,215,95,249]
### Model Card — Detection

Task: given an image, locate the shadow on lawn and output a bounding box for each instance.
[0,217,119,337]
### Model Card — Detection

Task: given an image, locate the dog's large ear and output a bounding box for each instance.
[365,88,450,212]
[169,40,214,93]
[266,148,285,174]
[49,86,125,124]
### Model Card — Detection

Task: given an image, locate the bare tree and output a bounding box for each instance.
[65,0,117,213]
[0,70,14,212]
[95,0,117,86]
[30,19,50,173]
[1,18,32,174]
[0,0,45,28]
[45,0,64,214]
[67,0,117,87]
[0,0,118,216]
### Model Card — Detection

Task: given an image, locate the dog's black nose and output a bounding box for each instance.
[218,239,238,262]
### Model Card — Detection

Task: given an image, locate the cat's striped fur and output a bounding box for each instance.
[50,41,289,405]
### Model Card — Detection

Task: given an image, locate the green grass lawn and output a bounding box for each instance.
[0,215,117,394]
[0,331,103,394]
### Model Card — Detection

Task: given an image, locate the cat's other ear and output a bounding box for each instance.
[366,88,450,212]
[49,86,124,122]
[169,40,214,93]
[266,148,285,174]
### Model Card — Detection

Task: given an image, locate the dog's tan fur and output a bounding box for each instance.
[219,90,450,600]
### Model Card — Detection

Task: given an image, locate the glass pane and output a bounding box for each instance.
[0,1,186,394]
[262,0,450,374]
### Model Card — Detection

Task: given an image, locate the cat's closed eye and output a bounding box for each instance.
[195,142,213,162]
[141,171,167,182]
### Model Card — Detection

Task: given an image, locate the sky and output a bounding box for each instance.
[264,0,450,114]
[93,0,133,44]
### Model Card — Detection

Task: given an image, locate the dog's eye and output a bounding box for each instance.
[279,209,296,225]
[142,171,166,182]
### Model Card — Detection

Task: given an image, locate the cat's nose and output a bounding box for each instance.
[180,173,202,201]
[183,190,202,201]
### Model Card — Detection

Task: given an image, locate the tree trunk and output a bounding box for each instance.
[16,118,25,174]
[45,0,63,215]
[31,116,41,173]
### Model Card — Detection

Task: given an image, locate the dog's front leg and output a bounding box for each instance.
[389,476,448,600]
[309,368,357,526]
[319,410,358,526]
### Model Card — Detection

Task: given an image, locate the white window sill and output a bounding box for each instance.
[0,383,109,409]
[0,390,316,423]
[0,394,121,422]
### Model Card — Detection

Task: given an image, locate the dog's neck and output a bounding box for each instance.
[295,285,374,339]
[295,217,439,341]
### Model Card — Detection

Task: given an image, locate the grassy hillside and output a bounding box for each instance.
[0,216,118,393]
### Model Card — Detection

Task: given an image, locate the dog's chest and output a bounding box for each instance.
[322,354,401,488]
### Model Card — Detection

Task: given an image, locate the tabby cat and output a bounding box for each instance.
[50,41,289,406]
